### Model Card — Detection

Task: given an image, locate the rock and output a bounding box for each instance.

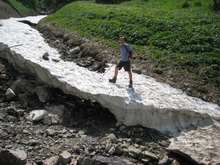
[119,125,126,131]
[59,151,72,164]
[105,133,116,140]
[29,110,47,122]
[46,105,65,117]
[43,156,59,165]
[142,150,158,160]
[171,159,180,165]
[0,149,27,165]
[158,155,170,165]
[70,158,78,165]
[28,139,41,146]
[69,46,80,55]
[52,58,60,62]
[35,86,52,103]
[5,88,16,100]
[132,69,142,74]
[128,146,142,158]
[43,113,60,125]
[46,128,56,136]
[10,79,35,95]
[78,157,95,165]
[153,69,163,75]
[50,147,60,154]
[42,52,49,60]
[115,121,123,127]
[108,146,115,155]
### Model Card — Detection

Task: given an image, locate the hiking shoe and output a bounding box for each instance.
[128,80,133,88]
[109,77,116,83]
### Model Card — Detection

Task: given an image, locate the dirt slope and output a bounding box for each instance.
[0,0,20,19]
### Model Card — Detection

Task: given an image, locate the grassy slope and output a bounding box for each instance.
[45,0,220,86]
[7,0,31,15]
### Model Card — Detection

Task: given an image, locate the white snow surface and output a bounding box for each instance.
[0,16,220,135]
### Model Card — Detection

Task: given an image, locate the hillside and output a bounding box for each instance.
[0,0,20,19]
[0,0,219,105]
[43,0,220,105]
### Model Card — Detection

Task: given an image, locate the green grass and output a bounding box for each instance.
[7,0,31,15]
[45,0,220,83]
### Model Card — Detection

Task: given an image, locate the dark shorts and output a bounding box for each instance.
[116,61,131,71]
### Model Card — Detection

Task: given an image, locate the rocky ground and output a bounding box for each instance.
[0,57,197,165]
[0,0,21,19]
[0,1,218,164]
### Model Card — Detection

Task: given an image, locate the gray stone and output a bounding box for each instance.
[0,149,27,165]
[115,121,123,127]
[29,110,47,122]
[5,88,16,100]
[43,156,59,165]
[142,150,158,160]
[43,113,60,125]
[158,155,170,165]
[128,146,142,158]
[69,46,80,55]
[59,151,72,164]
[35,86,52,103]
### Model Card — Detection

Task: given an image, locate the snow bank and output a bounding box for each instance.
[0,16,220,135]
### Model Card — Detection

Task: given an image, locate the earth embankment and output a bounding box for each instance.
[0,0,21,19]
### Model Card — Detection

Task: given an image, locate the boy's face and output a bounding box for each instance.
[119,38,124,44]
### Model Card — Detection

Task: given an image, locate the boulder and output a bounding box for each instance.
[0,149,27,165]
[5,88,16,100]
[29,110,48,122]
[35,86,52,103]
[43,156,59,165]
[59,151,72,164]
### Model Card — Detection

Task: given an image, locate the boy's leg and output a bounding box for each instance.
[128,71,133,88]
[109,67,119,83]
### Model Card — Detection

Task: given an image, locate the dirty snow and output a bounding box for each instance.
[0,16,220,137]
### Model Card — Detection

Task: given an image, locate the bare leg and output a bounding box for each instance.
[114,67,119,78]
[128,71,132,81]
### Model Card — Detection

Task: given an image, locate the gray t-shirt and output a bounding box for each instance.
[120,43,133,61]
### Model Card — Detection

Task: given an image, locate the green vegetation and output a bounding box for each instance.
[45,0,220,84]
[7,0,220,85]
[6,0,75,15]
[7,0,31,15]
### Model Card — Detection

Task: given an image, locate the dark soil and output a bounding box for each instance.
[0,0,21,19]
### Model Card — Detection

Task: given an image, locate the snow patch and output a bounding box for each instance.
[0,16,220,135]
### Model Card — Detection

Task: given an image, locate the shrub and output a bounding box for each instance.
[194,2,202,7]
[182,2,190,8]
[213,0,220,11]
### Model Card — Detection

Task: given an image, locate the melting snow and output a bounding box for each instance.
[0,16,220,135]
